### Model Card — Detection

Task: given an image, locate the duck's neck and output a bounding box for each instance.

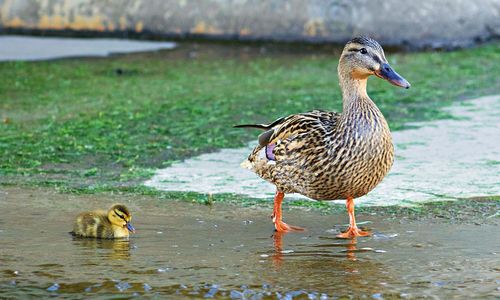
[338,71,389,135]
[339,70,369,109]
[339,72,380,117]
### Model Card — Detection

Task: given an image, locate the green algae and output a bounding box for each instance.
[0,42,499,197]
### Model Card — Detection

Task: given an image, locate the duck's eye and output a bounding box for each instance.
[360,48,368,54]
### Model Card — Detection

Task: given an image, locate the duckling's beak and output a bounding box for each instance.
[126,222,136,233]
[375,63,411,89]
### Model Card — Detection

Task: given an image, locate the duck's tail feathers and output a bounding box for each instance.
[234,117,285,130]
[233,124,271,130]
[240,159,253,170]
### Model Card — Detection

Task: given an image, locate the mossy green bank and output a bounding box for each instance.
[1,42,499,201]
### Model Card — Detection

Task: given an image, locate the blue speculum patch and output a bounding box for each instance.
[266,144,276,161]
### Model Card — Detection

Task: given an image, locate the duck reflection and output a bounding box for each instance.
[272,231,359,265]
[72,236,132,260]
[345,238,358,261]
[268,231,393,296]
[271,231,285,267]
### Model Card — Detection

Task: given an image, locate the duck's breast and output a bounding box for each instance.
[327,114,394,198]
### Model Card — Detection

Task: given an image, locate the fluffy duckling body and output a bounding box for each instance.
[237,37,410,238]
[72,204,135,239]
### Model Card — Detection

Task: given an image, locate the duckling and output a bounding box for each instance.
[71,204,135,239]
[236,37,410,238]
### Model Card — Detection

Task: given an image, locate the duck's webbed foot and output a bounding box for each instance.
[336,196,371,239]
[336,226,371,238]
[272,216,305,232]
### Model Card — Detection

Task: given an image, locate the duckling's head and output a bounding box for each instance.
[339,37,410,89]
[108,204,135,233]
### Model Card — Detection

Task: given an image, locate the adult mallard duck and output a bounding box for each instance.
[236,37,410,238]
[71,204,136,239]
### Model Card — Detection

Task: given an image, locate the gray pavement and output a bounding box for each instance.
[0,35,176,61]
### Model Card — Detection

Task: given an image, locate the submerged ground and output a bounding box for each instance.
[0,187,498,298]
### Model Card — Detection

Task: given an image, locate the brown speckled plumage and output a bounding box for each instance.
[245,102,393,200]
[238,37,410,237]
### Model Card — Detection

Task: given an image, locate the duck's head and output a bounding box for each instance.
[108,204,135,233]
[339,37,410,89]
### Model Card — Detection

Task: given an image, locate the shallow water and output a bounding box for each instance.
[145,95,500,206]
[1,187,498,298]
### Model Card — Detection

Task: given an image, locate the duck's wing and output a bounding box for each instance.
[234,116,286,147]
[236,110,340,191]
[265,111,338,147]
[236,110,338,148]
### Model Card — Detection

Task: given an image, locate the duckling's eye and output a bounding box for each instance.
[114,211,127,221]
[359,48,368,54]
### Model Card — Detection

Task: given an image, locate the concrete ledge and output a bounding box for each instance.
[1,0,499,48]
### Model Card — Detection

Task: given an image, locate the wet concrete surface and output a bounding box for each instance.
[0,187,498,298]
[0,35,176,61]
[146,95,500,206]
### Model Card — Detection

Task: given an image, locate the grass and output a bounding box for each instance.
[0,42,499,196]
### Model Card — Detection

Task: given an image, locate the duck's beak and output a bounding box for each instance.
[375,63,411,89]
[126,222,136,233]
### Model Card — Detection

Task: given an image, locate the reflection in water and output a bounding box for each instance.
[345,239,358,261]
[71,237,132,260]
[268,231,391,296]
[272,231,359,265]
[271,231,285,268]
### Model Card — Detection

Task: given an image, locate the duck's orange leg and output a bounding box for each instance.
[337,196,371,238]
[272,191,304,232]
